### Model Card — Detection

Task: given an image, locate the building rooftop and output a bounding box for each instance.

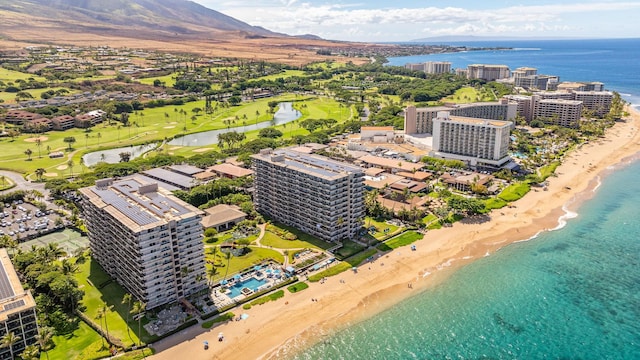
[438,114,512,128]
[142,168,197,189]
[201,204,247,229]
[167,164,204,176]
[0,249,36,322]
[361,126,394,131]
[539,99,583,105]
[79,178,203,232]
[253,148,363,181]
[358,155,422,172]
[209,163,254,178]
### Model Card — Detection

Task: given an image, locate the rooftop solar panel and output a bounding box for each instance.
[3,299,25,311]
[0,263,15,301]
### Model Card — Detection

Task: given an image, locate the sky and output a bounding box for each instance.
[192,0,640,42]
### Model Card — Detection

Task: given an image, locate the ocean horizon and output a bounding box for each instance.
[386,38,640,108]
[287,39,640,359]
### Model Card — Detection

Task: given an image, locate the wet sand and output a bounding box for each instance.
[150,106,640,360]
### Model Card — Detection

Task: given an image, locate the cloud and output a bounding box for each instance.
[196,1,640,40]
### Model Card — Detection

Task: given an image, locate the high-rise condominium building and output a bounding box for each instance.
[534,98,583,128]
[574,91,613,117]
[79,178,206,310]
[404,61,452,74]
[431,112,513,167]
[252,148,364,242]
[467,64,510,81]
[404,101,516,135]
[0,249,38,360]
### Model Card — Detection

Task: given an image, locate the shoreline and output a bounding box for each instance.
[150,106,640,360]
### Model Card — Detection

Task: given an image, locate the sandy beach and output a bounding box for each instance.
[150,106,640,360]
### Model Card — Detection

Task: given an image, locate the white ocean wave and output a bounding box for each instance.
[550,204,579,231]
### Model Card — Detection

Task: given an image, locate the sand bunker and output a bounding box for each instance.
[164,126,175,129]
[56,165,68,170]
[192,148,213,153]
[24,136,48,142]
[44,173,58,177]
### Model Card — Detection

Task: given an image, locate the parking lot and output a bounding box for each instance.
[0,200,63,241]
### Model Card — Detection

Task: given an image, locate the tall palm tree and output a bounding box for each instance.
[131,301,146,347]
[223,251,232,281]
[122,293,135,344]
[35,137,42,158]
[25,148,33,161]
[35,168,45,181]
[96,304,114,348]
[36,326,54,360]
[94,310,106,349]
[1,331,21,358]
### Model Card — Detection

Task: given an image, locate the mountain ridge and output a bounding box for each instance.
[0,0,282,37]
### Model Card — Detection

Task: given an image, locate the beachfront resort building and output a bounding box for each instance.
[252,148,365,242]
[404,61,452,74]
[467,64,510,81]
[431,112,513,167]
[404,100,517,135]
[503,94,585,127]
[512,67,559,91]
[574,91,613,117]
[0,249,38,360]
[79,178,206,310]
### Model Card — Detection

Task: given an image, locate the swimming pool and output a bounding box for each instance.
[227,277,268,298]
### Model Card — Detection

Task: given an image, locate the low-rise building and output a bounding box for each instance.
[208,163,254,179]
[201,204,247,232]
[51,115,76,130]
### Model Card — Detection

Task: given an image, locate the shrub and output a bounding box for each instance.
[201,312,235,329]
[287,282,309,293]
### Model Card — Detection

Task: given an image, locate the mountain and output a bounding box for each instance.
[0,0,280,38]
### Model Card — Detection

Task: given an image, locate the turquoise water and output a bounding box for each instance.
[290,158,640,359]
[227,277,267,298]
[288,38,640,359]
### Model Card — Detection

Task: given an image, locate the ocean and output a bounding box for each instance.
[386,38,640,108]
[289,39,640,359]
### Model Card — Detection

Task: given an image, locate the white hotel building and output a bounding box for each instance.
[431,112,513,167]
[80,178,206,310]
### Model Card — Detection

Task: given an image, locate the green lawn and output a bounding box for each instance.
[45,321,110,360]
[483,198,508,210]
[0,93,350,176]
[498,183,531,202]
[75,257,148,348]
[443,86,495,104]
[0,68,45,82]
[206,246,284,282]
[137,74,176,87]
[364,217,400,240]
[308,248,377,282]
[333,240,365,259]
[287,282,309,293]
[260,223,334,250]
[0,87,78,103]
[377,231,422,251]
